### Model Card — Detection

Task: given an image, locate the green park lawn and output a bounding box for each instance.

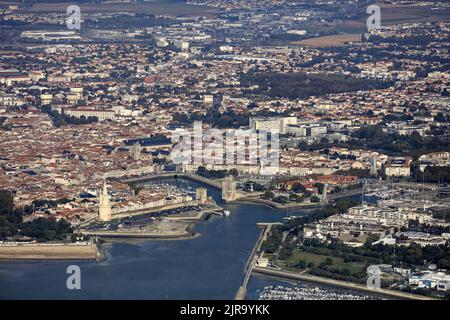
[282,249,366,274]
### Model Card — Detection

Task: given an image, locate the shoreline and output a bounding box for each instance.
[235,188,362,209]
[101,232,202,242]
[81,229,199,240]
[81,219,200,240]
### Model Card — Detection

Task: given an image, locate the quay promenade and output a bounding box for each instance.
[235,222,281,300]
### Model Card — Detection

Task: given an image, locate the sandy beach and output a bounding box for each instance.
[0,243,99,260]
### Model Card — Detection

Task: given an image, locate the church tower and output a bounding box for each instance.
[98,179,111,221]
[370,154,378,176]
[321,183,328,204]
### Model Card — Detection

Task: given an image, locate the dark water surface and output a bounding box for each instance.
[0,179,386,299]
[0,180,292,299]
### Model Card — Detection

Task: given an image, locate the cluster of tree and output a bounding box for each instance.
[109,70,135,80]
[242,181,266,192]
[262,189,318,203]
[0,191,73,241]
[298,140,335,152]
[263,32,312,46]
[278,241,296,260]
[328,151,357,161]
[264,180,323,202]
[262,191,275,200]
[272,195,289,204]
[368,243,450,270]
[408,220,450,234]
[291,182,306,193]
[367,34,438,47]
[32,198,74,210]
[260,227,283,254]
[64,114,98,126]
[172,109,249,129]
[124,134,170,147]
[0,191,21,238]
[309,264,366,284]
[41,106,98,127]
[240,72,392,99]
[20,218,72,242]
[303,236,450,270]
[278,197,360,233]
[413,166,450,184]
[382,113,414,123]
[285,244,368,282]
[303,125,449,159]
[196,166,238,179]
[351,125,427,153]
[288,193,305,203]
[401,285,450,299]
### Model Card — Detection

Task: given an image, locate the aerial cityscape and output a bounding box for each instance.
[0,0,449,305]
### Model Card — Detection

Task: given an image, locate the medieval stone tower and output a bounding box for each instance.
[222,176,237,202]
[98,179,112,222]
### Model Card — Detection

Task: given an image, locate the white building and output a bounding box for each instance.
[384,157,412,177]
[419,151,450,172]
[21,30,81,41]
[203,95,214,105]
[249,116,297,134]
[64,108,115,121]
[40,94,53,105]
[174,40,189,51]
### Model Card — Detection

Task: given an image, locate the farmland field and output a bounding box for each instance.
[25,1,215,17]
[337,2,450,31]
[293,33,361,48]
[292,2,450,47]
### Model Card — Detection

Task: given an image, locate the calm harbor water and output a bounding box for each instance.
[0,179,382,299]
